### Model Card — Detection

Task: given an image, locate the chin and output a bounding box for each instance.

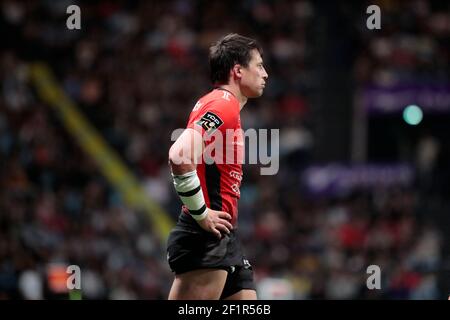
[251,90,264,98]
[243,87,264,98]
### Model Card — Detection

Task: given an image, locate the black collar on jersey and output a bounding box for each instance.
[215,86,237,99]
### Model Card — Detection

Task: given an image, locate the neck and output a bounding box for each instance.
[218,83,247,110]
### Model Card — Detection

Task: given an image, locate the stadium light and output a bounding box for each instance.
[403,104,423,125]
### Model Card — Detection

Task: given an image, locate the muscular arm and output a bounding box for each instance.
[168,128,232,238]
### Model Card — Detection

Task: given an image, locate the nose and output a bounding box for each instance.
[262,67,268,80]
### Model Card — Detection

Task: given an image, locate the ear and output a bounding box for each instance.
[231,64,243,80]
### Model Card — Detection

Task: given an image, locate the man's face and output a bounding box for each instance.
[239,49,268,98]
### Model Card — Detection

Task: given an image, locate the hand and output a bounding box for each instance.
[196,209,233,239]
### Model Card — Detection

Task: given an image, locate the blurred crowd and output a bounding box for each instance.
[353,0,448,86]
[1,0,448,299]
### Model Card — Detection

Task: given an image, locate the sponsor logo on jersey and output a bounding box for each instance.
[196,111,224,134]
[231,183,241,196]
[230,170,243,181]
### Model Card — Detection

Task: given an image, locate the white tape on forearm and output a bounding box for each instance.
[172,170,208,220]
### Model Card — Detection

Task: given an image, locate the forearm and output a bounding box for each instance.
[170,168,208,220]
[168,154,205,220]
[168,128,209,219]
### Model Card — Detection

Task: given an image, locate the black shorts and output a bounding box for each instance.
[166,212,255,299]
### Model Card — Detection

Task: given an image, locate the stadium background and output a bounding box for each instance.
[1,0,449,299]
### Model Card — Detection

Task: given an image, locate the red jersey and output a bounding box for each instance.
[184,88,243,226]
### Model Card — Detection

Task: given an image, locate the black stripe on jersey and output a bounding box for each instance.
[205,163,222,211]
[189,204,207,216]
[177,186,201,197]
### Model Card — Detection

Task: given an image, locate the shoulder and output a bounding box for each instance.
[200,89,239,119]
[187,89,239,132]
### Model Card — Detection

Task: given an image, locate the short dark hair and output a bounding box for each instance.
[209,33,263,85]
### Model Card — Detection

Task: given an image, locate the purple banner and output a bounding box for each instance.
[363,85,450,114]
[302,163,414,196]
